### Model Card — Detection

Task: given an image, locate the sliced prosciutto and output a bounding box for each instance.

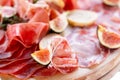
[64,27,109,67]
[0,30,9,53]
[48,36,78,73]
[12,60,43,79]
[7,22,49,47]
[33,66,57,76]
[14,0,49,22]
[0,0,119,79]
[28,7,49,23]
[0,0,14,6]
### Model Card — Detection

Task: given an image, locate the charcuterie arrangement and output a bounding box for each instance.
[0,0,120,80]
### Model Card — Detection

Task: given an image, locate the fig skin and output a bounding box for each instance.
[49,13,68,33]
[31,49,52,65]
[97,25,120,49]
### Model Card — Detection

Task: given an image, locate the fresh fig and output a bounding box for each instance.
[49,13,68,33]
[31,49,52,65]
[32,34,67,65]
[97,25,120,49]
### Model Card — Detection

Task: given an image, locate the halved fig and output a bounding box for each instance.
[33,35,67,65]
[31,49,52,65]
[103,0,120,6]
[49,13,68,33]
[39,33,60,49]
[97,25,120,49]
[67,10,98,27]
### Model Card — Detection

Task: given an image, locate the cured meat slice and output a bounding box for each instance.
[7,46,25,59]
[7,22,49,47]
[0,41,22,59]
[28,7,49,23]
[0,45,39,78]
[18,45,38,59]
[0,0,14,6]
[64,27,109,67]
[0,51,15,59]
[0,34,9,53]
[14,0,49,22]
[0,30,5,44]
[33,66,57,76]
[49,37,78,74]
[14,0,29,20]
[49,8,60,20]
[12,62,43,79]
[0,30,6,52]
[0,58,31,73]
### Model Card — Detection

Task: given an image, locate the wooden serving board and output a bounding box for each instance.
[1,49,120,80]
[99,62,120,80]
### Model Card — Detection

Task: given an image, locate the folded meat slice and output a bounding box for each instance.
[14,0,49,23]
[49,36,78,74]
[0,30,8,53]
[0,44,42,79]
[28,7,49,23]
[0,0,14,6]
[33,66,57,77]
[0,58,31,73]
[7,22,49,47]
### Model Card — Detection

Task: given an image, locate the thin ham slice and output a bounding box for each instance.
[49,37,78,74]
[28,7,49,23]
[33,66,57,76]
[0,58,31,73]
[0,30,5,42]
[0,45,40,79]
[12,62,44,79]
[64,27,109,67]
[14,0,50,22]
[7,22,49,47]
[18,45,38,59]
[0,34,9,53]
[0,0,14,6]
[0,30,8,53]
[49,8,60,20]
[14,0,29,20]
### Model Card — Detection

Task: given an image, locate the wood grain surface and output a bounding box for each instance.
[99,62,120,80]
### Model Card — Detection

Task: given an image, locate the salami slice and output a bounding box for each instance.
[64,27,109,67]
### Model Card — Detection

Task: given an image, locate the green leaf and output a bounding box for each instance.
[33,0,38,3]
